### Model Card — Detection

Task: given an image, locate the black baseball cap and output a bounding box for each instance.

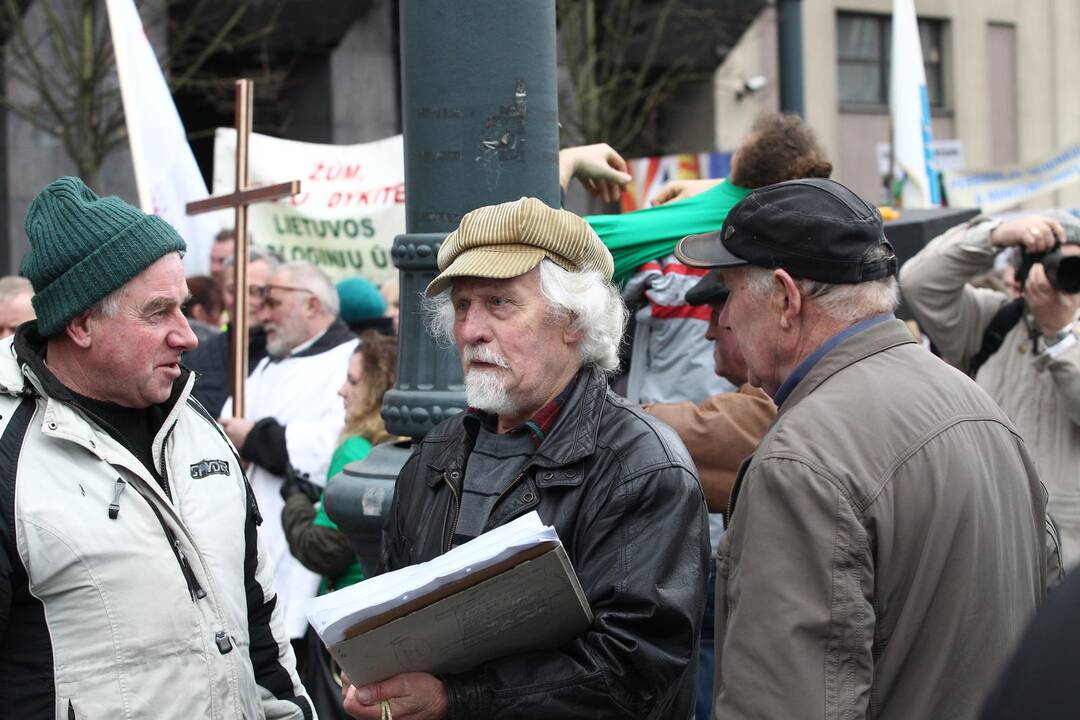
[684,270,728,306]
[674,178,898,284]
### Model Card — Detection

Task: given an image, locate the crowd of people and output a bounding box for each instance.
[0,111,1078,720]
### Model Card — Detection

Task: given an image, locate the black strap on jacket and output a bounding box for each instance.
[969,298,1027,378]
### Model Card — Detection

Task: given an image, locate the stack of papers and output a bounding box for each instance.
[305,511,592,685]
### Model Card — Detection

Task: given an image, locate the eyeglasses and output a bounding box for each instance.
[259,284,314,310]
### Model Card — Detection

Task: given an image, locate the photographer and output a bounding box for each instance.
[901,211,1080,569]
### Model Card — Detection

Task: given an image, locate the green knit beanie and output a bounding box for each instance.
[22,176,187,336]
[336,277,387,323]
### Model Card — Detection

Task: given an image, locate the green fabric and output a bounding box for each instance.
[322,436,374,493]
[315,435,373,593]
[585,180,751,285]
[22,176,187,336]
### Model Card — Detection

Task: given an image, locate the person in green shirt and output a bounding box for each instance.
[281,329,398,593]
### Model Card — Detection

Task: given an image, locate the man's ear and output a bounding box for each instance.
[561,315,584,345]
[66,311,95,349]
[773,269,802,330]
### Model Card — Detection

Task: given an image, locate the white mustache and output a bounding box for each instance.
[462,344,510,369]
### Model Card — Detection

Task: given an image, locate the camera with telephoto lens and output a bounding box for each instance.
[1014,223,1080,294]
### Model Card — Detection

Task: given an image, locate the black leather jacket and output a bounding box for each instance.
[382,369,709,719]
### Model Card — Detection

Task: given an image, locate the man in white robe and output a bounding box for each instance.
[220,261,358,639]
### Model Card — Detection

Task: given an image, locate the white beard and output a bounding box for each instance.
[264,321,304,359]
[265,330,290,358]
[464,368,517,416]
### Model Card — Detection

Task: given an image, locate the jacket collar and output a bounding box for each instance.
[287,319,355,359]
[775,319,916,418]
[7,322,195,478]
[423,366,608,487]
[0,334,26,397]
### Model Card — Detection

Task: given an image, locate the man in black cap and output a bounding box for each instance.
[676,177,1048,720]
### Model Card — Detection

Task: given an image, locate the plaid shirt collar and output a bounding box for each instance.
[465,375,576,447]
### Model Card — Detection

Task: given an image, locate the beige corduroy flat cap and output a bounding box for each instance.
[425,197,614,297]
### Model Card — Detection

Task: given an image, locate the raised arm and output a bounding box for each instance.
[558,143,632,204]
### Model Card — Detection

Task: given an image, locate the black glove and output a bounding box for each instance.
[280,464,322,504]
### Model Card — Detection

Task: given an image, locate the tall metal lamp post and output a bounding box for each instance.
[325,0,560,571]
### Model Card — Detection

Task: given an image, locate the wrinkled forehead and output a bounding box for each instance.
[267,267,301,288]
[449,269,539,298]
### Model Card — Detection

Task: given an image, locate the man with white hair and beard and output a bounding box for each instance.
[340,197,709,720]
[219,261,358,645]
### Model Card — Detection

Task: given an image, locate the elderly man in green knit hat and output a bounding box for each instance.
[0,177,314,719]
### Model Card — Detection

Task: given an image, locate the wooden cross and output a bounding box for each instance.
[186,78,301,418]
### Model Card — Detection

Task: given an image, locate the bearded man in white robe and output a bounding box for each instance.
[220,261,358,639]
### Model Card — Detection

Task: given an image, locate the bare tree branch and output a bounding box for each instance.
[558,0,735,157]
[1,0,279,183]
[167,4,247,94]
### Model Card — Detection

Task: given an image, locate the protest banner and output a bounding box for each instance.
[213,129,406,284]
[877,140,965,176]
[943,143,1080,213]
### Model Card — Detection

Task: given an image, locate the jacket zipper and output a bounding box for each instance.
[149,427,206,599]
[726,458,753,527]
[157,425,175,501]
[174,538,208,601]
[108,477,126,519]
[442,470,461,553]
[442,468,530,552]
[129,477,207,601]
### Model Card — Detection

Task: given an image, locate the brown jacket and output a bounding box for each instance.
[714,320,1046,720]
[645,385,776,512]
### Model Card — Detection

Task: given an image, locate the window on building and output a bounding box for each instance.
[836,12,946,109]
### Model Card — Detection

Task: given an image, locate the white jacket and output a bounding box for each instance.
[0,330,314,719]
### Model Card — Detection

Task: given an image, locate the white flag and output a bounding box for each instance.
[105,0,221,275]
[889,0,940,207]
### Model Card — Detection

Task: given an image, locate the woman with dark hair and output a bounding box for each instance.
[183,275,224,343]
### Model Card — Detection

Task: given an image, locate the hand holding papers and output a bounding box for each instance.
[306,512,593,686]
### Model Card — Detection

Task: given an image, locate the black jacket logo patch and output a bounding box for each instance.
[190,459,231,479]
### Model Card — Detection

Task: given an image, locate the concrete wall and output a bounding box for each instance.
[711,5,780,153]
[330,0,399,145]
[713,0,1080,209]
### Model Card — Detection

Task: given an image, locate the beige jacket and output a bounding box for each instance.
[900,215,1080,567]
[645,385,776,512]
[714,320,1046,720]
